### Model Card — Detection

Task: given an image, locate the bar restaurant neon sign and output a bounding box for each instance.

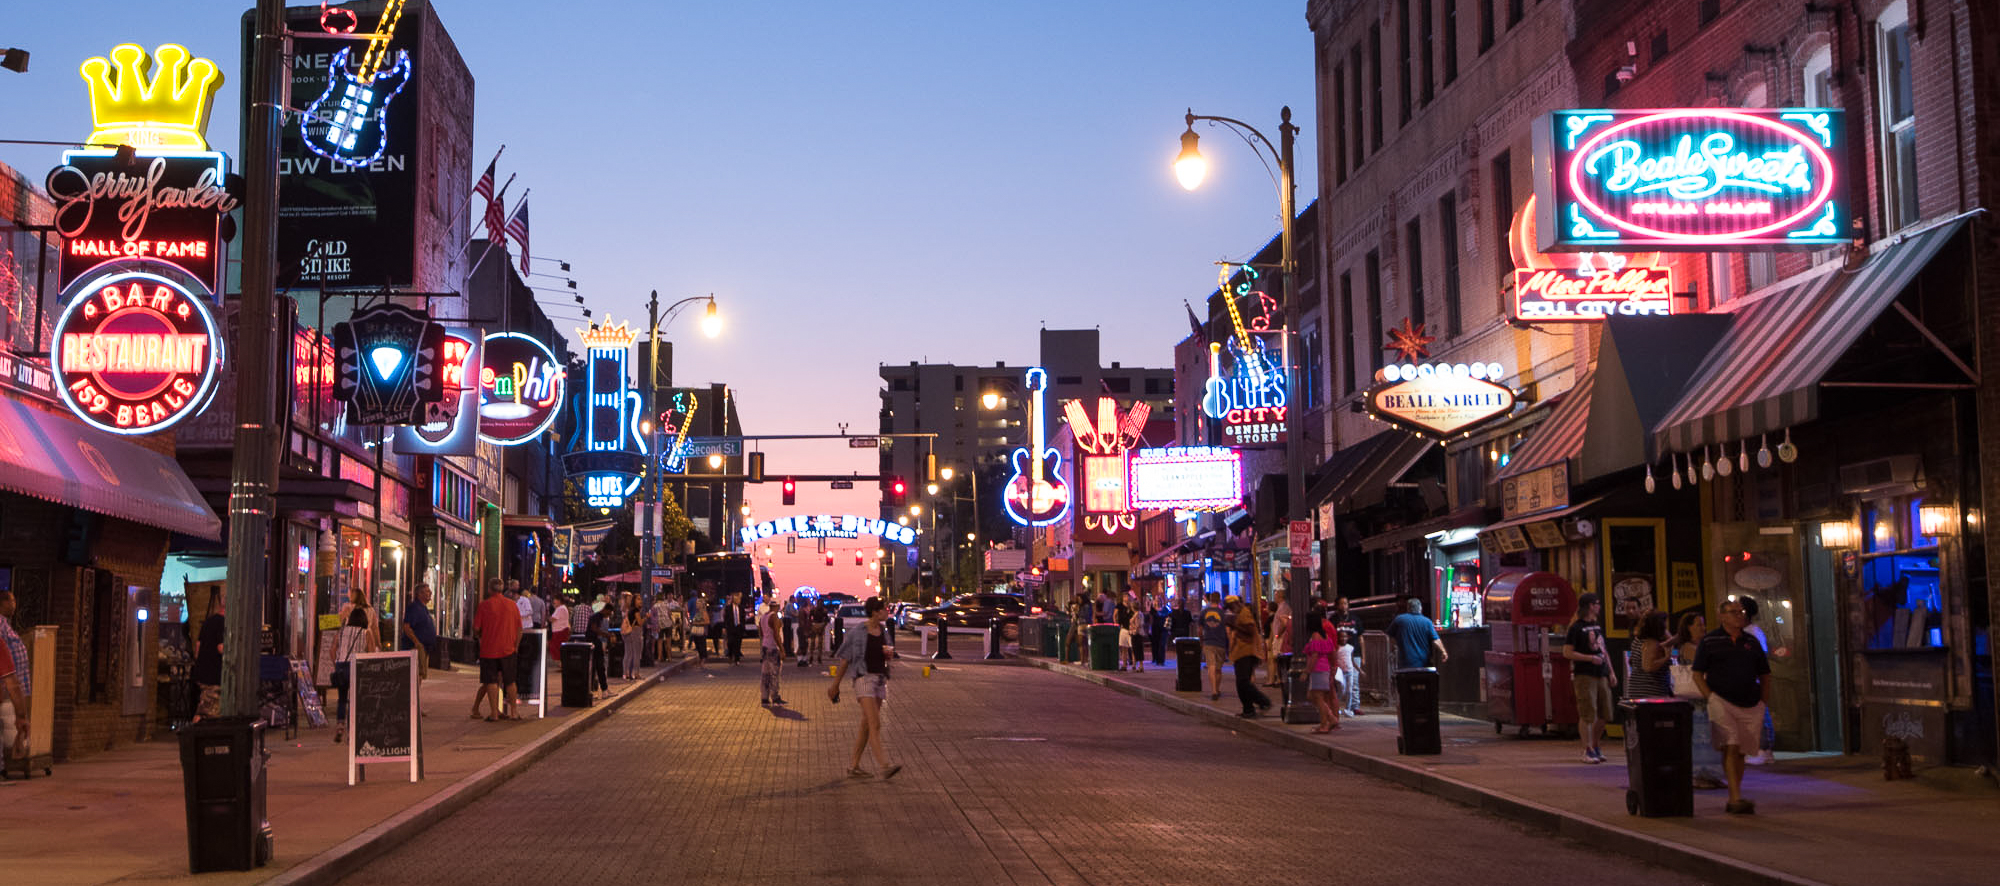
[1534,108,1847,250]
[52,269,222,434]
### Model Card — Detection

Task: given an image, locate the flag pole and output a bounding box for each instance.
[467,187,529,300]
[445,144,504,241]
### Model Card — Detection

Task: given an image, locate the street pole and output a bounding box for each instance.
[643,291,659,612]
[219,0,286,720]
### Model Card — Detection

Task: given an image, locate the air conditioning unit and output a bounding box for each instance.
[1837,455,1923,497]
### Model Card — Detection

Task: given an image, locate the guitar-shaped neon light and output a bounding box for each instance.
[301,0,410,168]
[1002,368,1071,527]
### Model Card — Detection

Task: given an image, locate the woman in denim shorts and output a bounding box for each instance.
[828,597,902,780]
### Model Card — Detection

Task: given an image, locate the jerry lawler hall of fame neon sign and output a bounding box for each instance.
[1534,108,1847,251]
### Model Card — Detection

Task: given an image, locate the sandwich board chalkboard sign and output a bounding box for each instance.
[347,650,421,785]
[523,628,548,719]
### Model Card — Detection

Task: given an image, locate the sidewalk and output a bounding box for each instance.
[1029,656,1999,886]
[0,652,695,886]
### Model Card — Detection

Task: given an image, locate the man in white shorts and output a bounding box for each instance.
[1691,598,1771,815]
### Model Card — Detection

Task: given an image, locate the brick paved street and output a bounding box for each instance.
[341,660,1706,885]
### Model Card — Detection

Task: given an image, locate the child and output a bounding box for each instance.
[1335,627,1360,716]
[1303,615,1342,733]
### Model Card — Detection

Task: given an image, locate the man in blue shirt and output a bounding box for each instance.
[1386,597,1447,671]
[401,582,439,674]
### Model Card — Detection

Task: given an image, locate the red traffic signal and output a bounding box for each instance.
[824,551,834,566]
[782,477,797,506]
[854,550,864,566]
[889,476,907,505]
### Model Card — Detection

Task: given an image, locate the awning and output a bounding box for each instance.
[1581,312,1733,480]
[1304,429,1434,513]
[501,514,556,535]
[1478,495,1606,550]
[1653,217,1970,455]
[1359,506,1492,553]
[0,395,222,540]
[1497,370,1592,481]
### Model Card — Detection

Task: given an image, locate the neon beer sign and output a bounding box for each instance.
[1535,109,1846,250]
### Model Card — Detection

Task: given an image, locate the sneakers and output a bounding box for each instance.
[846,767,872,779]
[1746,750,1775,766]
[882,764,903,781]
[1584,749,1605,764]
[770,696,788,705]
[1725,798,1757,814]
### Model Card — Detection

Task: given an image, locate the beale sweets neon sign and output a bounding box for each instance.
[1534,109,1847,250]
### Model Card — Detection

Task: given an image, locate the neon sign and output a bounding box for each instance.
[563,321,646,509]
[332,303,444,426]
[1002,368,1071,527]
[1127,446,1242,511]
[80,43,223,151]
[300,0,410,168]
[738,515,917,548]
[477,332,563,446]
[46,150,236,293]
[394,327,480,455]
[1366,363,1516,438]
[1062,397,1150,533]
[51,268,222,435]
[1509,194,1676,322]
[1535,109,1846,250]
[1201,332,1288,445]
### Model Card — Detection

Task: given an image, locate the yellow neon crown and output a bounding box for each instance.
[577,320,637,349]
[81,43,223,150]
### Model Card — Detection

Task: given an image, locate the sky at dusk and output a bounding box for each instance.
[1,1,1317,592]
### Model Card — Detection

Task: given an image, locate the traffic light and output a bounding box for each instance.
[782,477,796,506]
[824,551,834,566]
[854,550,864,566]
[889,476,906,505]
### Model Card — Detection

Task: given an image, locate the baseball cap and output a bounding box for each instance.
[1224,594,1242,604]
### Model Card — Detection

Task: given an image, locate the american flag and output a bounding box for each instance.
[475,158,503,238]
[505,200,530,274]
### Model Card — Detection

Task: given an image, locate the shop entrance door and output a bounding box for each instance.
[1801,531,1846,752]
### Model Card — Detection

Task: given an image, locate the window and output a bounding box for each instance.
[1491,150,1514,278]
[1349,44,1365,163]
[1698,0,1721,27]
[1105,377,1130,393]
[1399,0,1413,124]
[1405,217,1426,330]
[1370,23,1384,149]
[1743,82,1776,289]
[1650,31,1670,64]
[1479,0,1494,52]
[1604,70,1622,97]
[1365,251,1384,372]
[1507,0,1522,29]
[1443,0,1459,83]
[1876,4,1918,230]
[1440,192,1463,336]
[1303,323,1323,408]
[1144,377,1160,395]
[1338,272,1356,392]
[1709,254,1736,307]
[1332,64,1348,181]
[1420,0,1435,104]
[1802,46,1833,107]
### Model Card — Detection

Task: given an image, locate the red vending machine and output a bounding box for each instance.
[1482,572,1579,737]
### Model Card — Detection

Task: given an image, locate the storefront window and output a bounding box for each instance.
[377,540,405,649]
[1858,495,1943,649]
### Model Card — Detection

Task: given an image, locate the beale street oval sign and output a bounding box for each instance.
[1366,363,1516,438]
[1536,108,1847,250]
[52,266,223,435]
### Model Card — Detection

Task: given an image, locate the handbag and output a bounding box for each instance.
[691,625,708,637]
[1670,663,1703,700]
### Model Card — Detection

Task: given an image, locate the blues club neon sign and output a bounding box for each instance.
[563,321,646,508]
[1535,108,1847,250]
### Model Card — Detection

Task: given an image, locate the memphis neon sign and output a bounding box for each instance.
[1536,108,1846,250]
[739,515,917,548]
[477,332,563,446]
[52,269,222,435]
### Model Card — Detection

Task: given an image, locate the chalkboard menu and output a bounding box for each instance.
[347,650,421,785]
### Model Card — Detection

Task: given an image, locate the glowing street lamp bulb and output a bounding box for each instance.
[981,392,999,410]
[940,466,954,480]
[897,516,909,526]
[700,299,721,338]
[909,504,922,516]
[707,453,723,469]
[875,548,885,557]
[1173,127,1206,191]
[926,483,939,495]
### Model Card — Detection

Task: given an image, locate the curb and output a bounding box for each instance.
[1027,657,1830,886]
[263,655,699,886]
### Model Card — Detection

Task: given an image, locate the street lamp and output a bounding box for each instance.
[980,392,1000,410]
[1175,106,1310,713]
[638,290,724,621]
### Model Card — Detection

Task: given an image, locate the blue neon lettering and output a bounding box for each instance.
[1590,133,1812,200]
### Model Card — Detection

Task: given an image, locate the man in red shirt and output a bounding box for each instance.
[472,579,522,720]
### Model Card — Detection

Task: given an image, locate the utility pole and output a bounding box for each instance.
[220,0,286,719]
[642,290,660,613]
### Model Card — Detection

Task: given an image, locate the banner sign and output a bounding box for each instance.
[477,332,564,446]
[570,519,616,559]
[51,266,224,435]
[333,303,445,425]
[738,514,917,547]
[267,3,424,287]
[1366,362,1517,438]
[1127,446,1243,511]
[1534,108,1847,250]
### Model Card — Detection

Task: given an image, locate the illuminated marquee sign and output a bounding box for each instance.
[81,42,223,151]
[655,390,699,475]
[51,268,223,435]
[1366,362,1517,438]
[1200,333,1288,445]
[1002,368,1071,528]
[1062,397,1151,533]
[393,327,480,455]
[332,303,445,425]
[738,515,918,548]
[477,332,564,446]
[1535,108,1847,250]
[1127,446,1243,511]
[563,321,646,508]
[1510,194,1676,322]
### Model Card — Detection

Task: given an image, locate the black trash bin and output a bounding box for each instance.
[1174,637,1203,691]
[1393,668,1441,755]
[560,641,594,708]
[1277,652,1320,725]
[1621,698,1695,817]
[1088,624,1122,670]
[178,716,271,873]
[607,630,625,679]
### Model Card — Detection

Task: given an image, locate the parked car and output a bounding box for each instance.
[904,593,1037,641]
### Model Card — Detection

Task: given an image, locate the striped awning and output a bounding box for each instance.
[1496,369,1592,481]
[1653,218,1969,455]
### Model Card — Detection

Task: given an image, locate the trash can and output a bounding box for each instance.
[1018,616,1045,655]
[1278,652,1319,725]
[178,716,271,872]
[560,641,594,708]
[1174,637,1203,691]
[1621,698,1694,817]
[607,631,625,679]
[1393,668,1441,755]
[1088,624,1122,670]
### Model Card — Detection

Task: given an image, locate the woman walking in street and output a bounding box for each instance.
[623,600,647,681]
[689,594,712,662]
[1671,611,1726,789]
[1626,610,1673,699]
[827,597,902,780]
[330,587,379,743]
[1265,598,1293,688]
[1128,593,1150,672]
[1303,615,1342,732]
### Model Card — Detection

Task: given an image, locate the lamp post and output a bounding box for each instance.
[1175,106,1311,718]
[641,292,720,621]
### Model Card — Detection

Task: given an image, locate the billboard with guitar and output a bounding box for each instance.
[1002,368,1071,527]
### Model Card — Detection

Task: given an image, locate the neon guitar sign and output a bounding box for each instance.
[301,0,410,168]
[1002,368,1071,527]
